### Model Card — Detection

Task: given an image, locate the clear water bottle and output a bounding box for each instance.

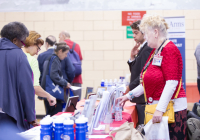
[63,118,74,140]
[40,119,52,140]
[107,79,112,92]
[113,78,117,86]
[104,79,108,88]
[115,105,122,121]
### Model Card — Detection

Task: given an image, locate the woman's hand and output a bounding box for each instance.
[152,110,163,123]
[47,95,57,106]
[116,96,129,107]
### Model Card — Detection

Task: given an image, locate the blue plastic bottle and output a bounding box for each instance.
[40,119,52,140]
[83,116,89,140]
[101,79,105,87]
[75,118,86,140]
[54,118,64,140]
[63,118,74,140]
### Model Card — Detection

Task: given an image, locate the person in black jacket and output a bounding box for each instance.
[124,20,153,130]
[38,35,75,84]
[41,42,71,116]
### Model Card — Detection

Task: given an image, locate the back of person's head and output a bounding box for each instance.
[62,31,70,38]
[130,20,141,31]
[24,31,44,47]
[45,35,56,46]
[54,41,69,53]
[59,31,70,42]
[0,22,29,42]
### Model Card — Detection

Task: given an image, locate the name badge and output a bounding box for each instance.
[152,55,163,66]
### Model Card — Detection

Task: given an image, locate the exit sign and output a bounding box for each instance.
[127,26,133,39]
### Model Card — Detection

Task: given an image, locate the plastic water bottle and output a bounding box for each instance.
[115,105,122,121]
[63,118,74,140]
[107,79,112,91]
[75,118,86,140]
[54,118,64,140]
[101,79,105,87]
[43,115,53,138]
[117,79,122,86]
[40,119,52,140]
[82,116,89,140]
[113,79,117,86]
[104,79,108,88]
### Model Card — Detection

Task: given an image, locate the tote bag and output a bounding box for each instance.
[109,121,145,140]
[45,56,65,102]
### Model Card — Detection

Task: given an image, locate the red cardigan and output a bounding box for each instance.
[142,41,186,103]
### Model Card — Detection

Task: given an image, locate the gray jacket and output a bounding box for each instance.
[194,43,200,79]
[41,54,68,90]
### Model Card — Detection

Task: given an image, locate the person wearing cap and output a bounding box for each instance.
[22,31,56,107]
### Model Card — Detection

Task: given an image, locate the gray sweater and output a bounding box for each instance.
[194,43,200,79]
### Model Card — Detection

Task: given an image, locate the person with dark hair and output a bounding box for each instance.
[0,22,37,132]
[41,42,71,116]
[38,35,75,85]
[22,31,56,106]
[38,35,57,84]
[123,20,152,131]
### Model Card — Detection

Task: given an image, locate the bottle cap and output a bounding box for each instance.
[80,115,88,123]
[54,117,65,124]
[75,118,85,124]
[63,118,74,125]
[40,119,51,125]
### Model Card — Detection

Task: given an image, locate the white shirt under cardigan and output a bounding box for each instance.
[126,80,187,112]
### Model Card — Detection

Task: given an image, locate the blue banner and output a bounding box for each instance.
[165,17,186,90]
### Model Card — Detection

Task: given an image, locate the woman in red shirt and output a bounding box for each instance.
[117,15,187,140]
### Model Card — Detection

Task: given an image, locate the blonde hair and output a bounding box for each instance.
[139,14,169,39]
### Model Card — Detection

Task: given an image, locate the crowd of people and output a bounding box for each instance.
[0,14,195,140]
[0,21,83,132]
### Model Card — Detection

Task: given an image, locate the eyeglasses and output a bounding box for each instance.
[21,40,25,46]
[36,45,41,52]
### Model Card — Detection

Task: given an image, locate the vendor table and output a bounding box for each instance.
[56,99,138,140]
[75,99,138,128]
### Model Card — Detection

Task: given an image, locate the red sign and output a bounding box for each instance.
[122,11,146,26]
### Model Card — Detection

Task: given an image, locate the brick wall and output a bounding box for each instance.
[0,10,200,114]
